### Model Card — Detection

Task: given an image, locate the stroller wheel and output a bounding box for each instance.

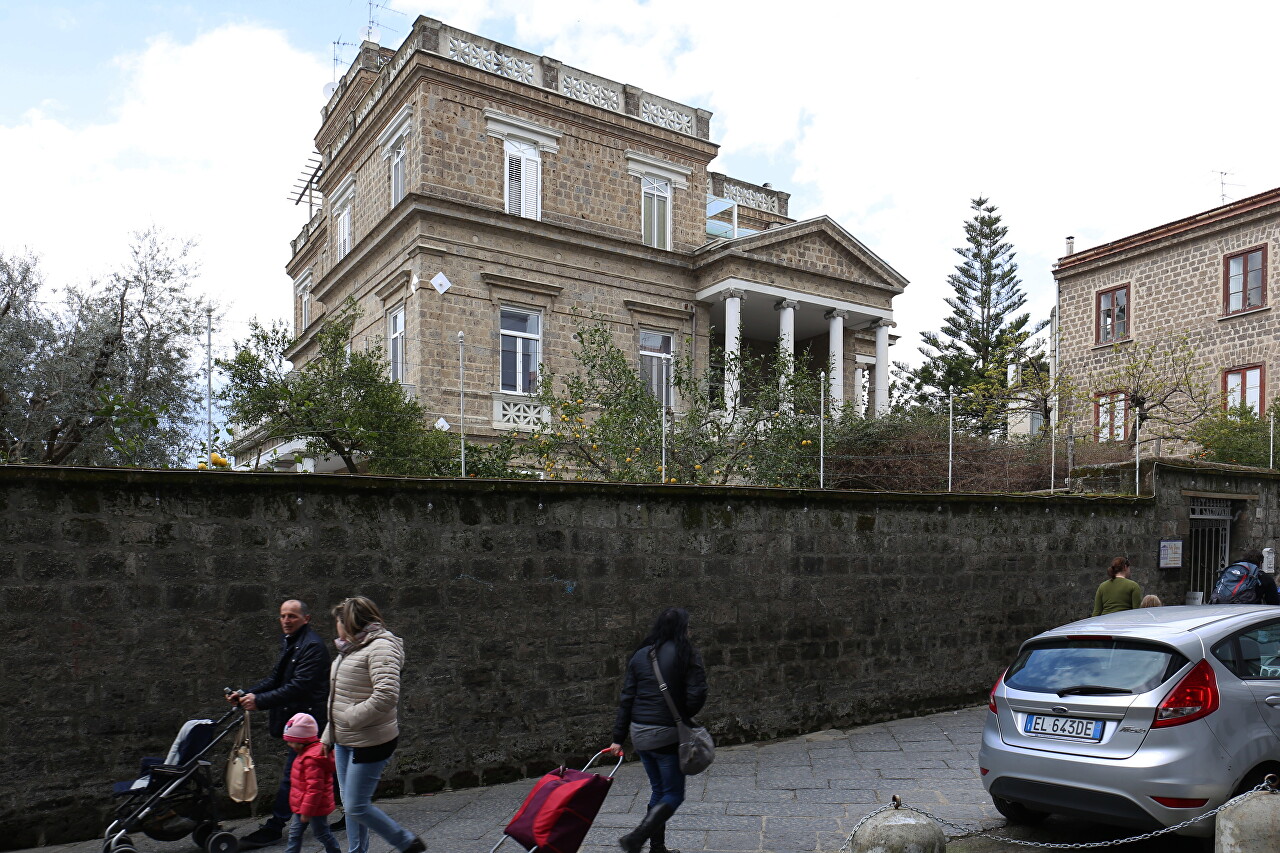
[205,830,238,853]
[192,823,217,849]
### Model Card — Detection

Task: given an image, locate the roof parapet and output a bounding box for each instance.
[321,16,711,143]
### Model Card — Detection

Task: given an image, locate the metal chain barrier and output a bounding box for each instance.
[838,778,1279,852]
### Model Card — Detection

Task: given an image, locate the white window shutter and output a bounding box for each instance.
[507,153,523,216]
[522,155,540,220]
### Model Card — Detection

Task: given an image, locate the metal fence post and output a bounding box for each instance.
[947,391,954,492]
[819,370,826,489]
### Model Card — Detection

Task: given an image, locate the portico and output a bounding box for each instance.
[696,278,896,414]
[692,216,907,416]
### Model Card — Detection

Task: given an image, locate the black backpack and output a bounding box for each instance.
[1210,562,1263,604]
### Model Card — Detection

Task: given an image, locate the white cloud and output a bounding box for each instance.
[391,0,1280,367]
[0,23,328,351]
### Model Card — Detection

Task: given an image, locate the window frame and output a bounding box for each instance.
[1095,283,1130,344]
[641,177,672,250]
[1223,363,1265,413]
[387,303,406,384]
[390,138,407,206]
[639,329,674,405]
[1094,391,1128,442]
[331,173,356,261]
[500,307,541,395]
[503,138,542,221]
[1223,245,1267,316]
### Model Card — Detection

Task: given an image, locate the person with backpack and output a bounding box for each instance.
[1210,550,1279,604]
[1093,557,1142,616]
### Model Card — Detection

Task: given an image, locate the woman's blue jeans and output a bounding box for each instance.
[637,748,685,812]
[333,745,414,853]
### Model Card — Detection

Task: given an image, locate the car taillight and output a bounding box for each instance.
[989,669,1005,713]
[1151,796,1208,808]
[1153,659,1219,728]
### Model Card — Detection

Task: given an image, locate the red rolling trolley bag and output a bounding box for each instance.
[489,749,624,853]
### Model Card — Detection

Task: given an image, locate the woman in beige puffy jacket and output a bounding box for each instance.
[321,597,425,853]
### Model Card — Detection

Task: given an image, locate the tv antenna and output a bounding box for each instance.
[1212,170,1242,206]
[362,0,408,43]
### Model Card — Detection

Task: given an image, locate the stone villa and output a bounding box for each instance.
[235,16,909,470]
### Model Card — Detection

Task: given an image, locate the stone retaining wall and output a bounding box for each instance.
[4,462,1268,846]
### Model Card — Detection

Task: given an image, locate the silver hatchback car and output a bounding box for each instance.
[980,605,1280,837]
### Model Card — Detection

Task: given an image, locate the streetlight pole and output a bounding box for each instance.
[458,331,466,478]
[205,306,213,464]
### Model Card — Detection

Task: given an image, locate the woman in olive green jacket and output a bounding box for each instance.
[1093,557,1142,616]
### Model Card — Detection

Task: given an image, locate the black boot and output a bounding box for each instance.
[618,803,674,853]
[650,821,680,853]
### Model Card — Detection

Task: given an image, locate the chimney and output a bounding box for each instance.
[1065,235,1075,255]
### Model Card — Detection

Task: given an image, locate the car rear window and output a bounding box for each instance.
[1005,639,1188,696]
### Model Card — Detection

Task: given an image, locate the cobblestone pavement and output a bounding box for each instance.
[25,705,1210,853]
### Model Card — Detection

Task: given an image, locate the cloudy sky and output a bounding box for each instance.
[3,0,1279,368]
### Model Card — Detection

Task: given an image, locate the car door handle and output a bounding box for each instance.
[1266,696,1280,707]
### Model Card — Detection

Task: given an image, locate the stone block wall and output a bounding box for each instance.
[3,464,1246,847]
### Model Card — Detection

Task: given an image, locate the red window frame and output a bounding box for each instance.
[1223,245,1267,315]
[1094,391,1128,442]
[1095,284,1130,344]
[1222,363,1265,413]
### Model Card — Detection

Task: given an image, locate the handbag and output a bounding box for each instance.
[648,646,715,775]
[225,710,258,802]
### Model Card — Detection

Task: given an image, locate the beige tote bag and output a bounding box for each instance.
[225,711,258,802]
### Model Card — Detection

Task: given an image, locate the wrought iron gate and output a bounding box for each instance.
[1188,497,1232,598]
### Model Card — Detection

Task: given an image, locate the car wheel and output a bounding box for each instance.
[993,795,1050,825]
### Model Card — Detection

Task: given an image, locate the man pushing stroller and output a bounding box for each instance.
[229,599,337,849]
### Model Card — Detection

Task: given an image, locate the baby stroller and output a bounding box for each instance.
[103,700,247,853]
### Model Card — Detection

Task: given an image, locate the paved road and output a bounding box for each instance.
[27,705,1214,853]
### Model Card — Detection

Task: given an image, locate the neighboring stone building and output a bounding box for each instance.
[1054,187,1280,448]
[238,16,908,470]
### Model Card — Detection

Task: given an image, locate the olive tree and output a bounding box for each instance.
[0,232,209,466]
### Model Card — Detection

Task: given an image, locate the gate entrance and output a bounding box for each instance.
[1188,497,1231,598]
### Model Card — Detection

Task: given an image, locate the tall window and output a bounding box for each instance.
[1095,392,1128,441]
[390,138,407,205]
[1096,284,1129,343]
[642,177,671,249]
[336,202,352,259]
[500,308,540,393]
[639,331,673,404]
[387,305,406,383]
[300,289,311,331]
[504,139,541,220]
[1225,247,1266,314]
[1224,365,1263,413]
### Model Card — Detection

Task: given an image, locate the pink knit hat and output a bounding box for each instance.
[283,713,319,743]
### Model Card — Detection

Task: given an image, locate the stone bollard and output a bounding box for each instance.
[847,805,946,853]
[1216,784,1280,853]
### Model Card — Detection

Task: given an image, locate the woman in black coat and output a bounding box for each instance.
[607,607,708,853]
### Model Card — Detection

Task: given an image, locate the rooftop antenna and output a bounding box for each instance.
[331,38,360,85]
[1212,170,1242,206]
[363,0,408,43]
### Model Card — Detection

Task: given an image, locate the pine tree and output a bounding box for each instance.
[910,197,1046,435]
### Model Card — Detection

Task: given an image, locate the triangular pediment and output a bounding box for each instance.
[693,216,909,293]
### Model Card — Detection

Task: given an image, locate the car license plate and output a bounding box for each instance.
[1024,714,1103,741]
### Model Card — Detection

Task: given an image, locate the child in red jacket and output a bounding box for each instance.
[282,713,341,853]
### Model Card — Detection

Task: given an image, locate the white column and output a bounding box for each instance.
[776,299,797,404]
[825,309,846,406]
[873,319,894,415]
[851,364,865,414]
[722,289,744,410]
[776,299,796,356]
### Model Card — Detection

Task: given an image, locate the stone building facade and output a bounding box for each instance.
[1054,188,1280,448]
[242,17,908,469]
